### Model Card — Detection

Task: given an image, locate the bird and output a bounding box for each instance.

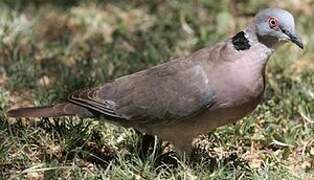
[7,8,303,156]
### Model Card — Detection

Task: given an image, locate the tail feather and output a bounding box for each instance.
[7,103,94,118]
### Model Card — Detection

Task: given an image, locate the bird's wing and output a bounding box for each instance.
[69,57,215,125]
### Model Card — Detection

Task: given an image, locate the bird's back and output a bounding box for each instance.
[68,51,216,130]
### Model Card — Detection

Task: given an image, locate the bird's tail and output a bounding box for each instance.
[7,103,94,118]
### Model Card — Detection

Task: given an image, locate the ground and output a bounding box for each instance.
[0,0,313,179]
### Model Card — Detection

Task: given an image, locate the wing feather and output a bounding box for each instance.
[67,58,215,125]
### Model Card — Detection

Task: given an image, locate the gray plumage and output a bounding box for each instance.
[7,8,303,155]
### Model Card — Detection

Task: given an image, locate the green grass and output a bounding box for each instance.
[0,0,313,179]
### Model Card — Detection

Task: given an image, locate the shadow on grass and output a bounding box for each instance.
[0,117,249,176]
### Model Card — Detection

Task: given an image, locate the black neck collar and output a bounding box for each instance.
[231,31,251,51]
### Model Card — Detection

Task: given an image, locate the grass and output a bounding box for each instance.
[0,0,313,179]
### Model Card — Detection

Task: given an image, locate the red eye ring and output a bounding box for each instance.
[268,17,279,30]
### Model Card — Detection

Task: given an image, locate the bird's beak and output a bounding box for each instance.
[289,34,304,49]
[281,28,304,49]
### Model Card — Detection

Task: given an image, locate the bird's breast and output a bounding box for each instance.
[212,58,265,106]
[191,59,266,133]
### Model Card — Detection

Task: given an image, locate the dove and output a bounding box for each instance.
[7,8,303,156]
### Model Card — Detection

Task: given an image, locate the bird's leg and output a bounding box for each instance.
[176,146,192,162]
[173,137,193,162]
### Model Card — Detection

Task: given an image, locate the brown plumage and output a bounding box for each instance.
[7,103,94,118]
[7,8,303,155]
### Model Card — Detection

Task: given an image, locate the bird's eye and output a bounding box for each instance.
[268,17,279,30]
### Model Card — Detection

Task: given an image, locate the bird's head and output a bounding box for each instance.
[254,8,303,49]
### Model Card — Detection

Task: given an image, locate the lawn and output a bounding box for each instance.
[0,0,313,179]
